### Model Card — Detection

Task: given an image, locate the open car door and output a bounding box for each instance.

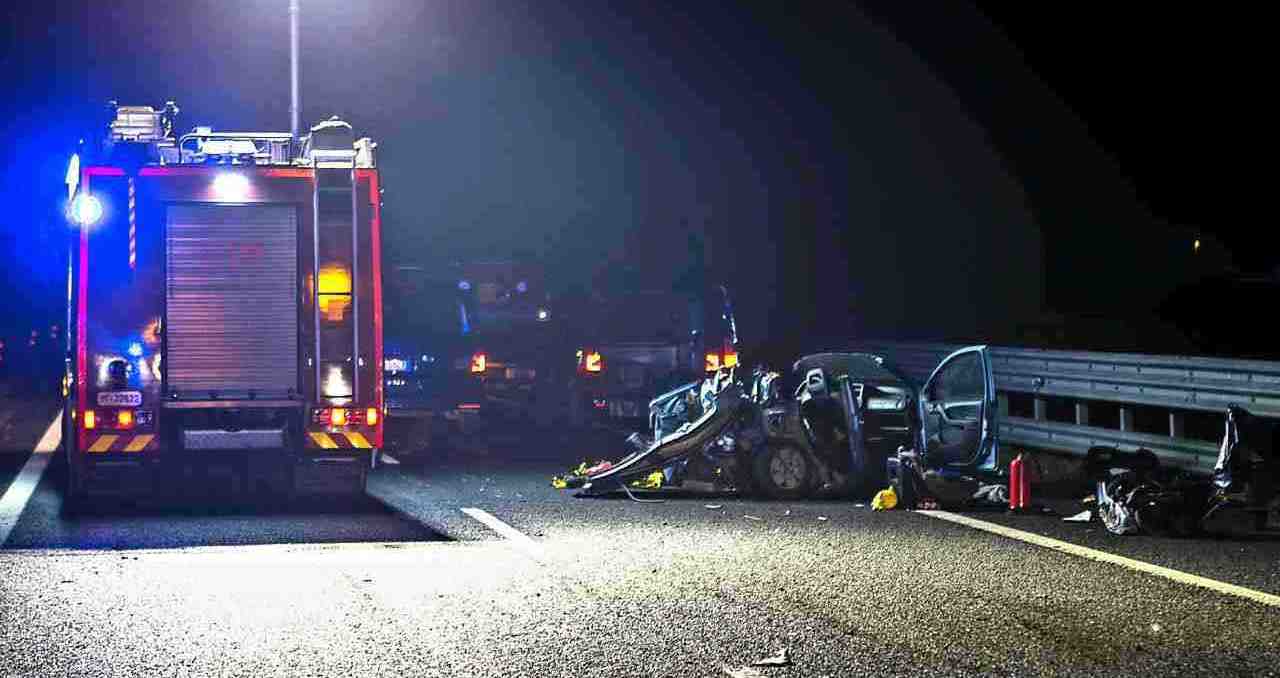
[916,346,998,472]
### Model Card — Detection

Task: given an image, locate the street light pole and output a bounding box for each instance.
[289,0,300,141]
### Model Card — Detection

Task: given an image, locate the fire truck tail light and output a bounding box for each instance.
[723,351,739,368]
[470,353,487,373]
[331,408,348,426]
[116,410,134,429]
[84,410,96,429]
[581,350,603,374]
[365,407,379,427]
[705,352,721,372]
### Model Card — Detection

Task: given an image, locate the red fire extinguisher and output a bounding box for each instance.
[1008,452,1031,510]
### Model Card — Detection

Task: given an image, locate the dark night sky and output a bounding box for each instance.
[1,1,1265,352]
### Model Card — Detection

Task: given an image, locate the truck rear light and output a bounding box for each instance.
[705,349,738,372]
[313,407,374,427]
[116,410,134,429]
[84,409,96,429]
[577,349,603,374]
[471,352,487,373]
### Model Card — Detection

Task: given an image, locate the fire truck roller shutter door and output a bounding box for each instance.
[166,204,299,399]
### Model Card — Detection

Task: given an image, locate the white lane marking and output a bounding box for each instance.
[920,509,1280,609]
[33,414,62,454]
[0,413,61,546]
[461,507,545,562]
[379,453,400,465]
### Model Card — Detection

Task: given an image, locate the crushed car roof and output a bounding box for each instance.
[792,352,907,383]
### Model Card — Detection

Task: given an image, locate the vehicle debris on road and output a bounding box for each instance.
[751,648,792,667]
[1084,405,1280,537]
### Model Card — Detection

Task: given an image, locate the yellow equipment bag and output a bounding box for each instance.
[871,486,898,511]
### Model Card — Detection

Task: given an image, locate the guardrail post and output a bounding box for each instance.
[1034,397,1047,421]
[1119,407,1134,433]
[1075,402,1089,426]
[1169,412,1184,438]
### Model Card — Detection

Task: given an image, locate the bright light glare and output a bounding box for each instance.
[323,365,352,398]
[127,342,144,358]
[536,307,550,322]
[69,194,103,226]
[212,173,251,202]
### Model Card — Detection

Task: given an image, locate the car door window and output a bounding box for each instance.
[932,353,982,421]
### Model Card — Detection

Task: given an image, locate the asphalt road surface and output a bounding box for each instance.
[2,409,1279,677]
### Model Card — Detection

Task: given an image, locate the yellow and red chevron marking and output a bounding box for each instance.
[84,433,158,454]
[307,431,374,450]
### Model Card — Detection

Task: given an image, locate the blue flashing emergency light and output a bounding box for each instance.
[69,194,103,226]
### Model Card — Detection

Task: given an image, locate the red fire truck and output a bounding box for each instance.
[61,104,383,503]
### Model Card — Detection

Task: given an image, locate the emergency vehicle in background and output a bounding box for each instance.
[569,284,739,429]
[382,259,565,455]
[62,102,383,503]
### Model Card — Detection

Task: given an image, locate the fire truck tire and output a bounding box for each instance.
[61,406,88,513]
[753,443,815,500]
[356,463,369,496]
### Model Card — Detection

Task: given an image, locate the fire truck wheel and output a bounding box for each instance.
[62,409,88,514]
[356,464,369,496]
[753,443,814,500]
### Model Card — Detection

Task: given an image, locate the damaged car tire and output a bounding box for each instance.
[754,443,814,499]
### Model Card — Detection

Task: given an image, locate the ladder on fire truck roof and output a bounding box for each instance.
[309,117,361,402]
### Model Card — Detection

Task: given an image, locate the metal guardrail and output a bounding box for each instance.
[853,341,1275,474]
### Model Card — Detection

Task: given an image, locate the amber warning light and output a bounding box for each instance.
[470,353,487,374]
[577,350,603,374]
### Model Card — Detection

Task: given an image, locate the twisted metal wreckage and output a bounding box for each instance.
[555,348,1280,537]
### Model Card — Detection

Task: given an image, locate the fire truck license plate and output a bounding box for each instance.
[97,391,143,407]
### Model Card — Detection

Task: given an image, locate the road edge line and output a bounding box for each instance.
[919,509,1280,608]
[461,507,546,562]
[0,413,62,547]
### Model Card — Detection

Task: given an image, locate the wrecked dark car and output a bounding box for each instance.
[562,346,1000,502]
[1088,405,1280,537]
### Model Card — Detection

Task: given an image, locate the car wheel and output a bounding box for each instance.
[753,443,814,499]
